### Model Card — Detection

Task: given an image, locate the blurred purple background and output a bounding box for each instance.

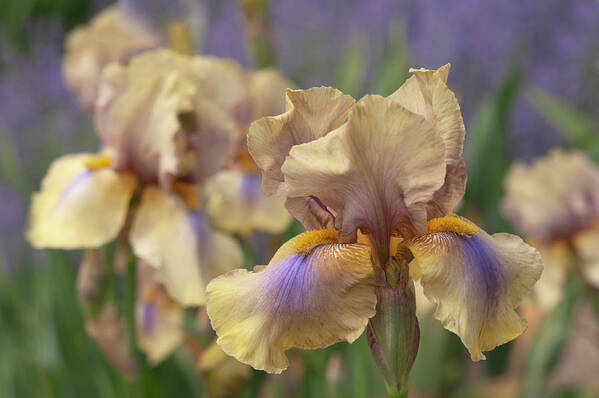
[1,0,598,268]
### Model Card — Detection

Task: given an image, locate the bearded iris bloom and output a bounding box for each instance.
[62,6,160,110]
[28,49,248,306]
[204,69,294,236]
[503,149,599,311]
[206,65,543,379]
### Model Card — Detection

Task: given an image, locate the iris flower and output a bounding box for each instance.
[503,149,599,311]
[28,49,247,306]
[206,64,543,374]
[63,6,160,109]
[205,68,294,236]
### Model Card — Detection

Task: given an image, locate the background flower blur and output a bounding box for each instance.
[1,1,599,397]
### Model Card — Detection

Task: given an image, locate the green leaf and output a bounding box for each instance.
[371,23,410,96]
[464,61,522,232]
[526,88,599,161]
[333,37,369,98]
[520,274,584,398]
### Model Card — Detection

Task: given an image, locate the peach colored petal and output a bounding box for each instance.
[388,64,467,217]
[502,149,599,242]
[206,230,376,373]
[404,216,543,361]
[204,170,292,234]
[282,94,446,245]
[62,6,159,109]
[129,186,243,306]
[248,87,355,197]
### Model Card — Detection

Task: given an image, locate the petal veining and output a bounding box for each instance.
[403,216,543,360]
[206,230,376,373]
[282,94,446,244]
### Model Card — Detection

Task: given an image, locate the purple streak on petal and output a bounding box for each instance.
[241,173,261,203]
[142,303,156,334]
[459,234,501,307]
[308,195,335,221]
[53,170,92,210]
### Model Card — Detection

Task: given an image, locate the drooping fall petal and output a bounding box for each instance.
[27,153,136,249]
[282,94,446,245]
[388,64,467,217]
[248,87,355,197]
[129,186,243,306]
[403,215,543,361]
[204,170,292,234]
[136,261,184,365]
[206,229,376,373]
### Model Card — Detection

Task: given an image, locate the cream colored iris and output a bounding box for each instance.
[28,49,248,306]
[62,5,160,109]
[503,149,599,312]
[206,64,543,373]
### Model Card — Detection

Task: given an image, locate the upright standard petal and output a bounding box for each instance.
[129,186,243,306]
[206,229,376,373]
[63,6,159,109]
[248,87,355,196]
[282,95,446,245]
[96,50,240,186]
[403,216,543,361]
[27,153,136,249]
[502,149,599,242]
[204,170,292,235]
[388,64,467,217]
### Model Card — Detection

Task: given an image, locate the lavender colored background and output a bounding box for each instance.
[1,0,598,269]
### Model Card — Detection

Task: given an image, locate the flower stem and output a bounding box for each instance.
[367,249,419,396]
[237,0,276,67]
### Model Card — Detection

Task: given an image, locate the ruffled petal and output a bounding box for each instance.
[129,186,243,306]
[136,261,184,365]
[62,6,159,109]
[248,87,355,196]
[388,64,467,217]
[502,149,599,242]
[206,229,376,373]
[27,153,136,249]
[249,68,294,120]
[95,50,240,186]
[282,94,446,244]
[403,216,543,361]
[205,170,292,234]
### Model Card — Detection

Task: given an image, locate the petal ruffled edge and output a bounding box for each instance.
[403,216,543,360]
[247,87,355,196]
[206,229,376,373]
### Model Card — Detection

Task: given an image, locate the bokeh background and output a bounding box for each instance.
[1,0,599,397]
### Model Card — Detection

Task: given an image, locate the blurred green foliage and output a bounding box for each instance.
[0,0,94,48]
[1,1,599,397]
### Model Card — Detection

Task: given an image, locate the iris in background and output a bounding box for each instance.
[1,0,599,397]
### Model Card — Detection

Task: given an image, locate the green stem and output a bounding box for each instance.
[237,0,276,67]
